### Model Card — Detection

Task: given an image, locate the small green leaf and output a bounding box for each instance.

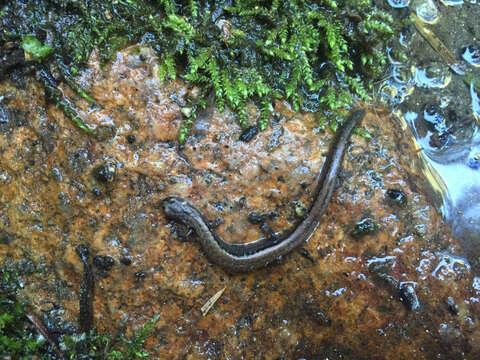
[21,36,54,60]
[354,128,372,139]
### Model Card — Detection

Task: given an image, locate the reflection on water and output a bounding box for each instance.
[381,0,480,271]
[405,110,480,271]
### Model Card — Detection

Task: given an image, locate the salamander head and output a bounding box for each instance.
[162,196,200,221]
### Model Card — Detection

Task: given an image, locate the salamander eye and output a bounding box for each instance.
[163,197,174,204]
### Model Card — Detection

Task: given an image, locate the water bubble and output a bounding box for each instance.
[431,253,470,280]
[412,0,439,24]
[388,46,407,64]
[439,0,464,5]
[392,65,413,84]
[467,154,480,170]
[379,80,414,105]
[470,82,480,121]
[462,45,480,68]
[399,27,414,48]
[414,63,451,89]
[423,104,449,133]
[387,0,410,8]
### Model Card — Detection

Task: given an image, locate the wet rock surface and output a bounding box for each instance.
[1,46,479,359]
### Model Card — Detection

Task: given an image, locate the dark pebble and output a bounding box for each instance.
[120,256,132,266]
[135,271,146,279]
[93,255,115,271]
[299,248,315,263]
[239,126,258,142]
[207,217,223,229]
[0,43,26,74]
[351,218,379,239]
[260,222,276,239]
[267,210,279,219]
[0,230,14,244]
[467,156,480,170]
[235,314,252,328]
[92,188,102,197]
[386,189,407,206]
[126,134,136,144]
[248,212,267,224]
[93,161,116,183]
[399,284,420,310]
[446,296,459,315]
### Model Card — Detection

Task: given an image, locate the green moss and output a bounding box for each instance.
[354,127,373,140]
[58,315,160,360]
[0,299,48,360]
[0,261,158,359]
[37,68,95,135]
[1,1,397,140]
[21,36,53,60]
[0,263,49,359]
[0,299,159,359]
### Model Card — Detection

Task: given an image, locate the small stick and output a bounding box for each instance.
[26,313,66,360]
[411,12,464,75]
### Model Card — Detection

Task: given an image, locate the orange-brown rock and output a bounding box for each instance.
[0,46,479,359]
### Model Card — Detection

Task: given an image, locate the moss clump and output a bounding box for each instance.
[0,262,50,359]
[58,315,160,360]
[1,1,396,140]
[0,298,49,359]
[0,261,158,359]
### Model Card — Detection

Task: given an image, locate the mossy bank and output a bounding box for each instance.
[1,0,400,141]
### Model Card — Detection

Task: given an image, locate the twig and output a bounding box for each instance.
[26,313,66,360]
[411,12,464,75]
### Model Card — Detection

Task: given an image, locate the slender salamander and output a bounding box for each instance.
[162,109,365,272]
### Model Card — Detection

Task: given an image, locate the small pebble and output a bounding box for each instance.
[351,218,379,238]
[446,296,458,315]
[295,202,307,218]
[92,188,102,197]
[120,256,132,266]
[399,284,420,310]
[93,255,115,271]
[248,212,267,224]
[386,189,407,206]
[93,161,116,183]
[239,126,258,142]
[135,271,146,279]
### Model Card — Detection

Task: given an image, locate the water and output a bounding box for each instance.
[380,0,480,271]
